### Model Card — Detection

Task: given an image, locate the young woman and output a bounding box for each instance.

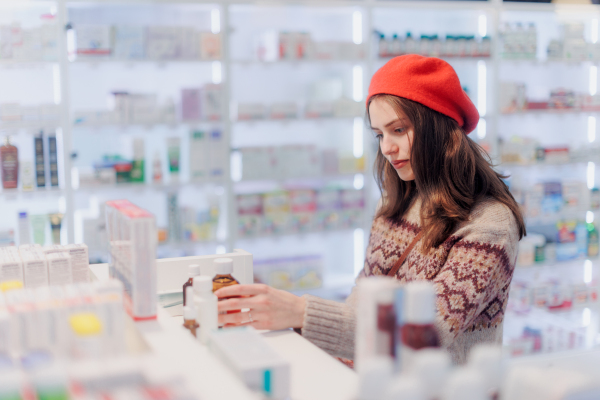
[215,55,526,364]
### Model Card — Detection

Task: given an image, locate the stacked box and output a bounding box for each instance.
[105,200,157,321]
[0,246,24,284]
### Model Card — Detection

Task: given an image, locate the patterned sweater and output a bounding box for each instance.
[300,197,520,364]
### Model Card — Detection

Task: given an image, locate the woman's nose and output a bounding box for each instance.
[380,136,398,156]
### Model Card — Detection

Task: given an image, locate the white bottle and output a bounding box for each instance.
[467,344,502,399]
[193,275,218,345]
[18,212,31,245]
[441,367,487,400]
[383,375,425,400]
[358,356,393,400]
[409,348,451,400]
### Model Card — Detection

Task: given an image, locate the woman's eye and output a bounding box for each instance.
[395,127,405,134]
[375,134,383,140]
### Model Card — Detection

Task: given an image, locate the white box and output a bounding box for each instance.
[65,244,90,283]
[20,250,49,288]
[189,130,209,182]
[209,327,290,399]
[0,249,23,284]
[45,251,72,286]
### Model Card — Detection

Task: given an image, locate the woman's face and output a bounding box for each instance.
[369,98,415,181]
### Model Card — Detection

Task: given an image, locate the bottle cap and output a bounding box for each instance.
[467,344,502,391]
[193,276,213,294]
[441,368,487,400]
[183,305,196,321]
[383,375,425,400]
[214,258,234,275]
[358,356,393,400]
[410,349,451,399]
[188,264,200,277]
[404,281,436,324]
[69,313,102,337]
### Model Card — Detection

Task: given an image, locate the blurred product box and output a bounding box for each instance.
[105,200,157,321]
[253,255,323,291]
[75,25,112,56]
[237,103,267,120]
[113,25,145,59]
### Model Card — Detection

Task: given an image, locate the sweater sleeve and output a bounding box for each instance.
[300,286,359,360]
[432,202,519,348]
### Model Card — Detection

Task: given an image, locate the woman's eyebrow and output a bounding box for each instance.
[383,118,407,128]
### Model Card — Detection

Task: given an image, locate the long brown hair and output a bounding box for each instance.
[368,94,526,251]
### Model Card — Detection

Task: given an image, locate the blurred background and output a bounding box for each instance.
[1,0,600,361]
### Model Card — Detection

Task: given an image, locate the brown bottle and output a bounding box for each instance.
[183,305,199,338]
[183,264,200,306]
[0,136,18,189]
[213,258,240,314]
[399,281,440,370]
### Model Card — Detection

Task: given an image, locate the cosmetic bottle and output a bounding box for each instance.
[358,356,393,400]
[48,213,63,245]
[401,281,440,367]
[441,368,487,400]
[1,136,18,189]
[183,264,200,306]
[410,348,451,400]
[34,133,46,188]
[467,345,502,400]
[193,276,217,344]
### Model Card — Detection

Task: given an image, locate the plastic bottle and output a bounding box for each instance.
[383,375,425,400]
[358,356,393,400]
[378,33,389,58]
[389,34,403,57]
[467,344,502,400]
[183,264,200,306]
[405,32,416,55]
[193,276,218,344]
[410,348,451,400]
[183,301,199,338]
[441,368,487,400]
[401,281,440,368]
[68,313,103,359]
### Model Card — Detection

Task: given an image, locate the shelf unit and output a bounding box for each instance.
[2,0,600,305]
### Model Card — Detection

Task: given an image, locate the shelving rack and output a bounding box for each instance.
[2,0,600,303]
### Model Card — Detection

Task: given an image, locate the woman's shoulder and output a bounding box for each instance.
[456,196,520,244]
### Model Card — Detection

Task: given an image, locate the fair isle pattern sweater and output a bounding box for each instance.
[300,197,520,364]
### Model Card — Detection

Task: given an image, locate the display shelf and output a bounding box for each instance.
[72,121,222,130]
[290,273,356,301]
[231,59,367,66]
[502,110,600,116]
[499,160,600,168]
[233,116,359,124]
[234,173,360,188]
[515,256,600,273]
[0,187,65,200]
[75,180,226,193]
[71,59,221,65]
[237,224,364,242]
[500,58,600,66]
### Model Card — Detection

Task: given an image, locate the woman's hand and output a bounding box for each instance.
[215,284,306,330]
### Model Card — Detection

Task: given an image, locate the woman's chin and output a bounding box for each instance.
[396,170,415,182]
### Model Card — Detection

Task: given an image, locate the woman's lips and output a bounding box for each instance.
[391,160,409,169]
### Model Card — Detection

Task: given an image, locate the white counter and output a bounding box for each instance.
[89,263,358,400]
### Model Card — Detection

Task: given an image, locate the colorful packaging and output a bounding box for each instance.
[314,189,341,231]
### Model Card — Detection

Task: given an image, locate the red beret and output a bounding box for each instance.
[367,55,480,134]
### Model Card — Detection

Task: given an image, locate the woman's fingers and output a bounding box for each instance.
[219,310,253,326]
[214,284,269,299]
[217,296,260,313]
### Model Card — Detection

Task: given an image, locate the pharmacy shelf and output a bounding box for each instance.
[234,175,360,195]
[525,210,600,227]
[500,59,600,66]
[233,116,359,124]
[0,60,58,66]
[72,121,222,130]
[501,1,600,13]
[75,180,226,193]
[377,56,492,63]
[0,187,65,200]
[237,224,364,242]
[232,59,367,66]
[515,256,600,273]
[0,121,61,131]
[501,110,600,116]
[71,59,220,65]
[499,160,600,168]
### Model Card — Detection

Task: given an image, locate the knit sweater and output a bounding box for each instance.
[300,196,520,364]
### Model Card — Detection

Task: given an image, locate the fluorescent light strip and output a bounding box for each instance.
[231,151,242,182]
[354,174,364,190]
[588,162,596,189]
[590,65,598,96]
[53,65,61,105]
[477,61,487,117]
[211,9,221,34]
[354,228,365,276]
[585,259,593,284]
[589,116,597,143]
[593,19,599,44]
[478,15,487,38]
[587,211,595,224]
[353,117,364,158]
[212,61,222,84]
[353,11,363,45]
[477,118,486,140]
[583,307,592,327]
[353,65,363,102]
